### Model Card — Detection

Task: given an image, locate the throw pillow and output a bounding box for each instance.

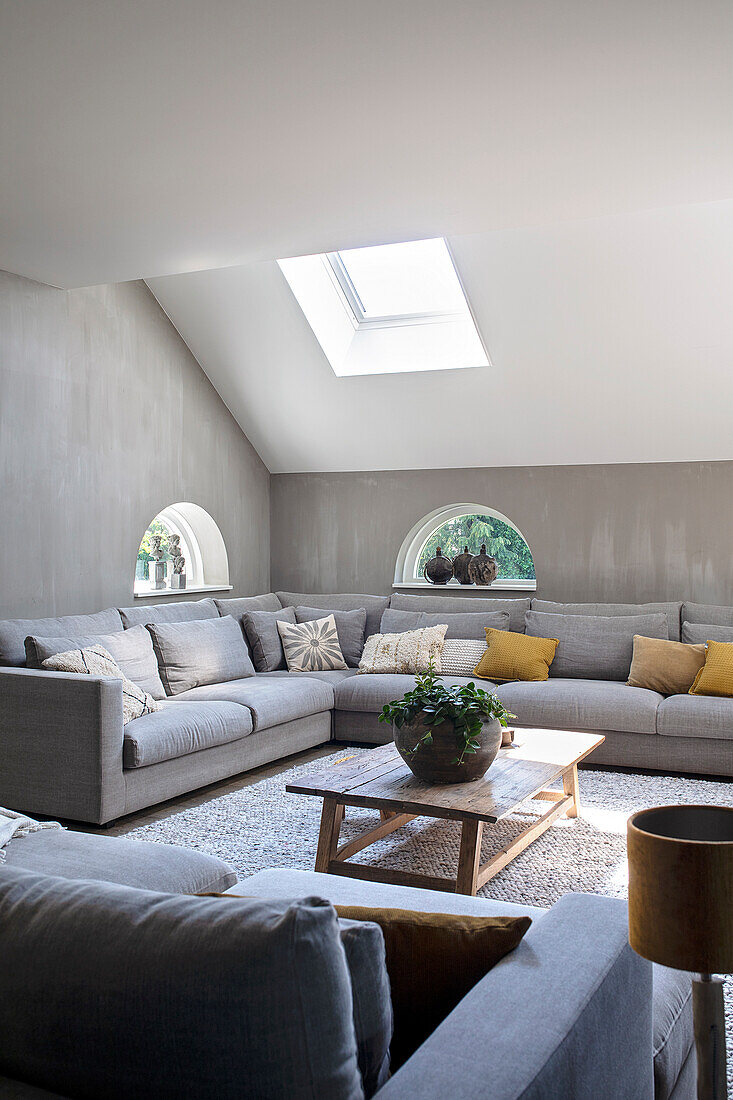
[277,614,348,672]
[41,646,159,725]
[357,625,447,675]
[26,624,166,699]
[524,610,669,681]
[627,635,706,695]
[242,607,297,672]
[146,616,255,695]
[689,640,733,698]
[334,905,531,1069]
[379,608,510,640]
[682,621,733,645]
[473,628,558,683]
[295,606,367,667]
[439,638,490,676]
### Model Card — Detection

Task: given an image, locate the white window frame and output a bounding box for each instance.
[133,502,233,598]
[393,502,537,591]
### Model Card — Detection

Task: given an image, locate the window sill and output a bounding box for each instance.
[393,581,536,592]
[133,584,234,599]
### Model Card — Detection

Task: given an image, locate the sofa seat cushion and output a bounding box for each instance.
[123,700,252,768]
[657,693,733,740]
[335,673,485,714]
[2,829,237,894]
[175,676,335,731]
[260,669,359,686]
[0,608,123,668]
[494,678,663,735]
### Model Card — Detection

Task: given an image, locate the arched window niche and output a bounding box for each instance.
[134,502,232,598]
[394,503,536,591]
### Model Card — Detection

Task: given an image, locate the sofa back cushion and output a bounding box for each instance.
[215,594,282,617]
[25,624,166,699]
[146,615,255,695]
[525,610,669,681]
[295,606,367,667]
[682,621,733,644]
[380,607,510,640]
[277,592,389,639]
[682,602,733,628]
[531,600,682,641]
[242,607,298,672]
[118,598,219,629]
[0,868,366,1100]
[390,593,530,633]
[0,608,123,668]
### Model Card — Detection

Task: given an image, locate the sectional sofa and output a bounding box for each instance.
[0,590,731,825]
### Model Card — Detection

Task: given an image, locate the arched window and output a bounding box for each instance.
[394,503,536,590]
[134,503,231,597]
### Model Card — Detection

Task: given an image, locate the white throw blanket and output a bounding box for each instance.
[0,807,63,861]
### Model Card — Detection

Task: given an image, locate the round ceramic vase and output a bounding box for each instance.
[394,714,502,784]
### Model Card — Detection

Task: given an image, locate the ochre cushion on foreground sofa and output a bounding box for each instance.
[689,638,733,698]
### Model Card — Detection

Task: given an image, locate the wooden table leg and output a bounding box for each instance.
[315,798,344,872]
[456,819,484,895]
[562,765,580,818]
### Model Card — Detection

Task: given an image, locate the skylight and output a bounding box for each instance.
[278,237,489,377]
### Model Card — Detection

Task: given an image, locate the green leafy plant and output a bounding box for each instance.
[378,662,515,765]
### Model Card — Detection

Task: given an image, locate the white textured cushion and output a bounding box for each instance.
[277,614,348,672]
[41,646,159,725]
[439,639,488,676]
[357,625,447,675]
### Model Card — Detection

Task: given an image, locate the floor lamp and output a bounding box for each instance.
[628,805,732,1100]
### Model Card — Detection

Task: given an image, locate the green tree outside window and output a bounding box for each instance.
[416,514,535,581]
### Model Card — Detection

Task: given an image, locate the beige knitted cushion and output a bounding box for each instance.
[42,645,160,725]
[357,625,447,675]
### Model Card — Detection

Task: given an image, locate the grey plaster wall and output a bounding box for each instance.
[271,463,733,605]
[0,270,270,619]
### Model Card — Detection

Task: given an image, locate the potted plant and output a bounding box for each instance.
[379,663,515,785]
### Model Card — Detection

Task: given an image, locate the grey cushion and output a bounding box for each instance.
[215,593,282,616]
[175,675,335,731]
[390,593,530,633]
[681,601,733,628]
[2,829,237,894]
[335,673,478,714]
[261,669,359,686]
[657,694,733,741]
[0,868,365,1100]
[118,597,219,629]
[242,607,297,672]
[295,606,367,667]
[337,919,392,1096]
[25,624,166,699]
[123,700,253,768]
[532,600,683,641]
[277,592,390,639]
[0,608,123,668]
[146,615,255,695]
[525,610,669,681]
[494,678,663,735]
[380,607,509,640]
[682,621,733,644]
[653,967,693,1100]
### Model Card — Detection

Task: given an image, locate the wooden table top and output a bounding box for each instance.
[287,729,605,823]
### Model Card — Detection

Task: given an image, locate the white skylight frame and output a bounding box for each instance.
[278,237,490,377]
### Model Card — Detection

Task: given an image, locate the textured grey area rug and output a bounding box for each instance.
[126,748,732,1086]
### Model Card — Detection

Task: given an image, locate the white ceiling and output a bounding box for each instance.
[2,0,733,287]
[149,199,733,473]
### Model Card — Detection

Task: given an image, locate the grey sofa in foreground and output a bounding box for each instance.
[0,862,690,1099]
[0,591,731,825]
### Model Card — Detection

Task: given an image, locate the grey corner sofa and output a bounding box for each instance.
[0,591,731,826]
[0,860,693,1100]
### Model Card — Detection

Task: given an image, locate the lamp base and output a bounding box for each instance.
[693,975,727,1100]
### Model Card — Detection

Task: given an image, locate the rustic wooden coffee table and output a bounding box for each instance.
[287,729,604,896]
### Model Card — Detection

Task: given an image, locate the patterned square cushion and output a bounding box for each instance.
[277,614,348,672]
[439,639,488,676]
[41,646,159,725]
[357,625,447,675]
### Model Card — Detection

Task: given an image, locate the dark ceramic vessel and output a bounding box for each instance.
[468,544,498,586]
[423,547,454,585]
[394,714,503,784]
[451,546,473,585]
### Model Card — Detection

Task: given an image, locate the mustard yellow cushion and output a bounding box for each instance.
[473,627,558,683]
[627,635,707,695]
[689,639,733,697]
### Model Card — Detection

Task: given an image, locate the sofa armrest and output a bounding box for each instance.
[0,668,125,824]
[377,893,654,1100]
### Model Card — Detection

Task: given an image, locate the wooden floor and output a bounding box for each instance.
[77,744,336,837]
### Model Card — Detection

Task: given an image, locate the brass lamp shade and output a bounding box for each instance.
[627,805,733,974]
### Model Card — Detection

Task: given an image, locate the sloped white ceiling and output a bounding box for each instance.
[2,0,733,287]
[148,200,733,473]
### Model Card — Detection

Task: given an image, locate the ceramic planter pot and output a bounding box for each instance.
[394,713,503,785]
